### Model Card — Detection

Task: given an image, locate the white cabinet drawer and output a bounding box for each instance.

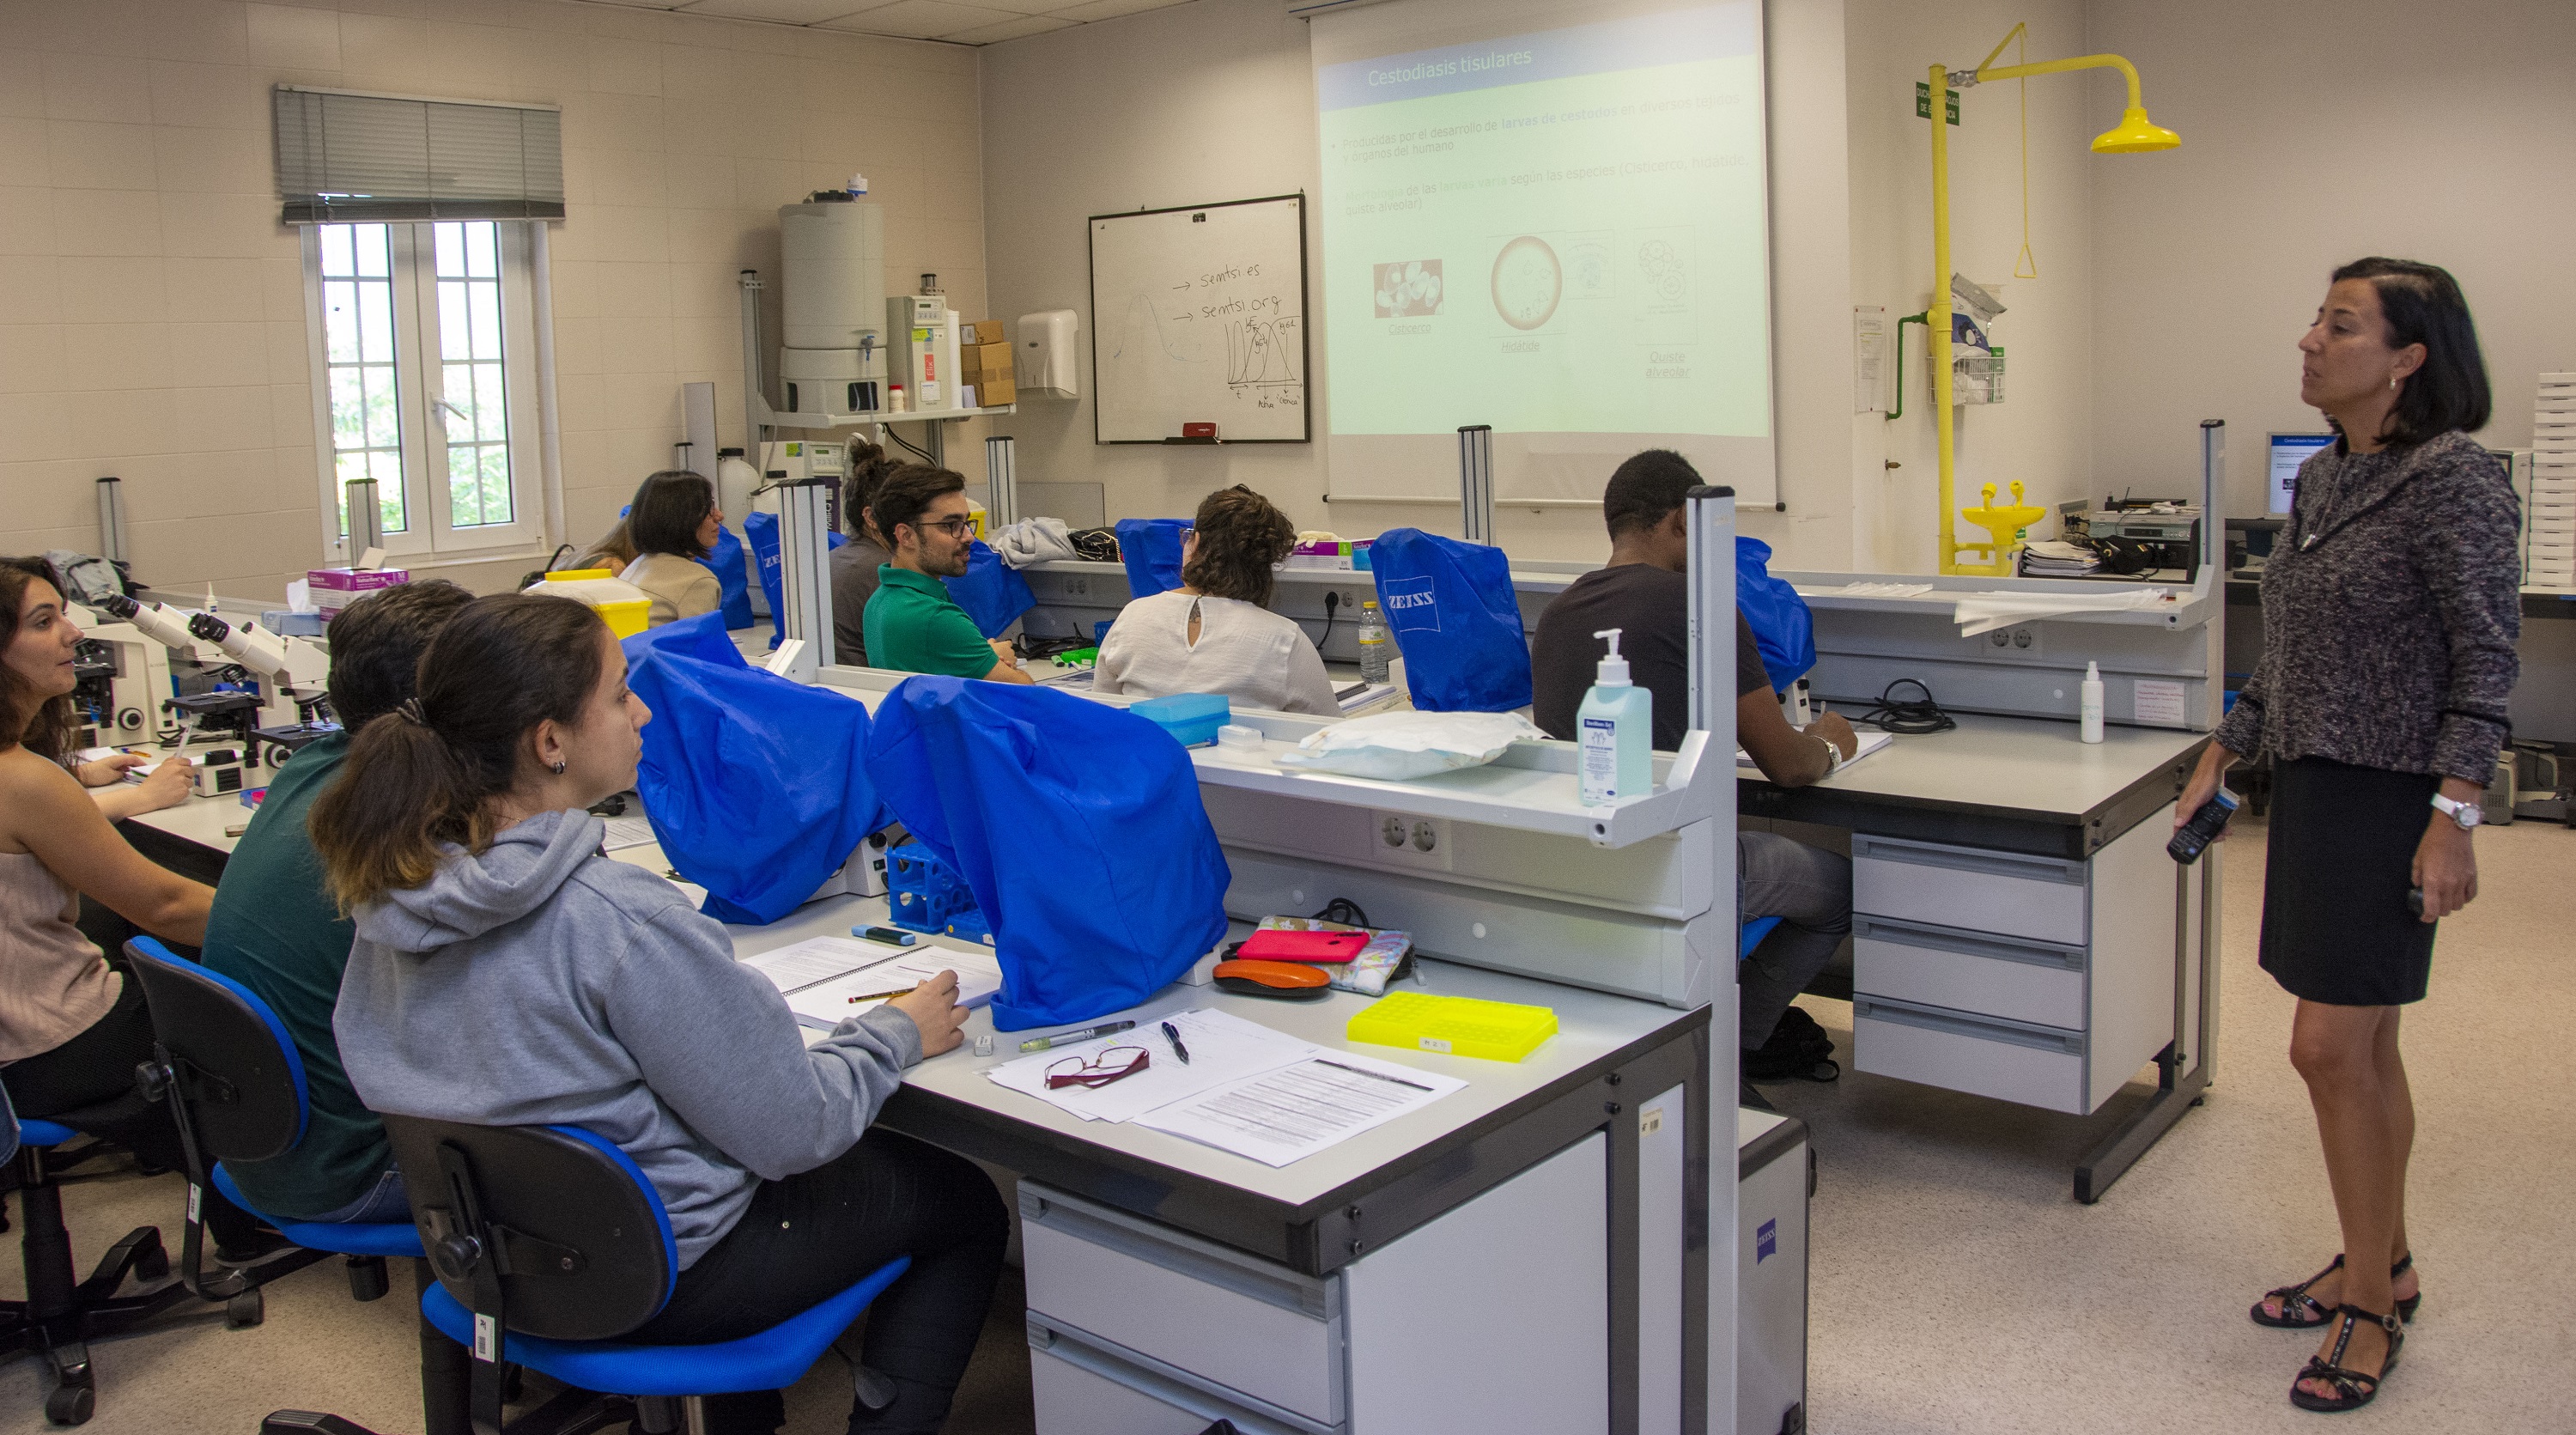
[1852,915,2087,1030]
[1030,1321,1325,1435]
[1853,996,2089,1115]
[1020,1185,1342,1425]
[1852,835,2087,946]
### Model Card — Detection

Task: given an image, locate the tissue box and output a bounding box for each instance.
[1131,692,1230,747]
[307,567,410,610]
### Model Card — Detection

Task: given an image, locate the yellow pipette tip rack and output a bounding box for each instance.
[1346,992,1558,1063]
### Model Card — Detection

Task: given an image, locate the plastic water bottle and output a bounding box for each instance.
[1357,600,1391,684]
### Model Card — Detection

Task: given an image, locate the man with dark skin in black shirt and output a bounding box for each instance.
[1530,450,1854,1066]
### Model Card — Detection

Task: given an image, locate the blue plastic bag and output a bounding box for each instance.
[1114,518,1191,600]
[702,523,754,630]
[742,510,848,651]
[1735,537,1815,691]
[1365,528,1533,713]
[865,677,1230,1031]
[943,539,1035,638]
[621,611,886,924]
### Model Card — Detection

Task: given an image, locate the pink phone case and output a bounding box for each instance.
[1236,929,1368,964]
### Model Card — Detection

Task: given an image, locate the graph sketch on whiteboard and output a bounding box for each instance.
[1227,317,1301,393]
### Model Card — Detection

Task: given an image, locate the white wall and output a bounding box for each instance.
[0,0,985,601]
[2089,0,2576,516]
[979,0,1885,566]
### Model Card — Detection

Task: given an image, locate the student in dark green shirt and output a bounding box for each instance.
[200,579,473,1222]
[860,464,1032,684]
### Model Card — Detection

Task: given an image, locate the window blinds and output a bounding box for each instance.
[273,86,564,223]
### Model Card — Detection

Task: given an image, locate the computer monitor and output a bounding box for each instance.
[2268,433,2334,517]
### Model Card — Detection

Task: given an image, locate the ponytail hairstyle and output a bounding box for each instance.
[1182,485,1297,607]
[308,593,607,912]
[0,556,77,765]
[844,440,897,546]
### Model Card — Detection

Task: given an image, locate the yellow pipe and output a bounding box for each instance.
[1977,52,2146,111]
[1929,63,1959,574]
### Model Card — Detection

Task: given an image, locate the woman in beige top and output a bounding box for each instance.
[0,557,268,1256]
[617,471,726,628]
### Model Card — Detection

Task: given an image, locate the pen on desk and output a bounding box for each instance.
[1313,1057,1434,1092]
[1161,1019,1191,1065]
[1018,1019,1136,1053]
[855,925,918,946]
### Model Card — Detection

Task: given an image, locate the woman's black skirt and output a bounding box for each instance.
[2257,757,2441,1006]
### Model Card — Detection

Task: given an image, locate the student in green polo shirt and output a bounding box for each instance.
[860,464,1034,684]
[199,578,474,1223]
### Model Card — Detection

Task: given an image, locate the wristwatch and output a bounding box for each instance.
[2429,793,2482,830]
[1816,733,1844,777]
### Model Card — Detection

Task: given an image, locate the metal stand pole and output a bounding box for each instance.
[774,476,835,681]
[1457,425,1494,544]
[95,476,125,563]
[738,271,766,460]
[1683,484,1738,737]
[343,478,382,563]
[985,435,1018,529]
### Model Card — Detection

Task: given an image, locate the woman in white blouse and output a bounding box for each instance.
[1095,486,1340,715]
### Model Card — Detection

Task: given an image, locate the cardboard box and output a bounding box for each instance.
[307,567,410,610]
[975,374,1016,405]
[969,319,1005,345]
[961,341,1013,376]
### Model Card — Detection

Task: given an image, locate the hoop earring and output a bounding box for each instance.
[550,760,568,775]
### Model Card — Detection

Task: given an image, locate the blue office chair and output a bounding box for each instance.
[121,939,468,1435]
[1739,915,1783,959]
[262,1116,910,1435]
[0,1061,234,1425]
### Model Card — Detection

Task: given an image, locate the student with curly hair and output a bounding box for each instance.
[1094,485,1338,714]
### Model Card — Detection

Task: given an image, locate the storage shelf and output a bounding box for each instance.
[767,404,1017,429]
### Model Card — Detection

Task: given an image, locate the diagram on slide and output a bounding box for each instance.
[1490,235,1562,331]
[1374,260,1444,318]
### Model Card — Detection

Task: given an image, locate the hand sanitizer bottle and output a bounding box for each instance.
[1577,627,1653,806]
[2079,660,2105,744]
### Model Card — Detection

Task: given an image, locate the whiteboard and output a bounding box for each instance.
[1089,195,1309,443]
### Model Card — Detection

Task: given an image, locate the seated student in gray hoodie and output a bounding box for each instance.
[311,593,1004,1435]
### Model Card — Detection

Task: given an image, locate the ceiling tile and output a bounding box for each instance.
[947,14,1076,43]
[816,1,1020,39]
[676,0,884,22]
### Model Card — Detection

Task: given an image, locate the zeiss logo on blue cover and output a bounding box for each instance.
[1756,1218,1777,1262]
[1382,577,1440,633]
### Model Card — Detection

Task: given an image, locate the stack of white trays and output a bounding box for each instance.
[2534,375,2576,587]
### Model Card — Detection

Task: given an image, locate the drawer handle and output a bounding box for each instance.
[1857,997,2084,1055]
[1856,838,2083,886]
[1854,919,2083,970]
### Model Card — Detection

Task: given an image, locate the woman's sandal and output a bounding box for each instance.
[2288,1304,2403,1413]
[2253,1252,2422,1328]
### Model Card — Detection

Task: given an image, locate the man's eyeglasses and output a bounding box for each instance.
[1046,1046,1151,1090]
[916,516,975,539]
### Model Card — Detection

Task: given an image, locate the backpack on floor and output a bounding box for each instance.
[1745,1003,1840,1084]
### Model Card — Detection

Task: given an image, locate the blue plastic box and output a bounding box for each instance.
[1129,692,1230,747]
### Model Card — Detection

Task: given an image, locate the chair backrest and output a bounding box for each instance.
[1365,528,1534,713]
[382,1116,677,1343]
[123,938,307,1164]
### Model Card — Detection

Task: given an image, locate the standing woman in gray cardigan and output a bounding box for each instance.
[2177,258,2518,1414]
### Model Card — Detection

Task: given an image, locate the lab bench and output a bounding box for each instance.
[1739,714,2217,1200]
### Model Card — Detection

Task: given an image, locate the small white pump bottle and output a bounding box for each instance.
[1577,627,1654,805]
[2079,660,2105,744]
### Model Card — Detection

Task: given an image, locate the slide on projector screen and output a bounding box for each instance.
[1312,0,1775,507]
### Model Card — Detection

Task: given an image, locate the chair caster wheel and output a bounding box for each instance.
[228,1288,264,1328]
[46,1383,95,1426]
[347,1256,389,1302]
[133,1235,170,1282]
